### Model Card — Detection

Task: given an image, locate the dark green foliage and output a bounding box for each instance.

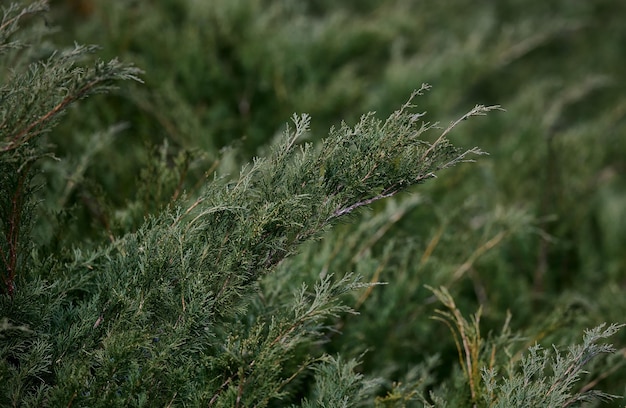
[0,0,141,295]
[2,0,626,406]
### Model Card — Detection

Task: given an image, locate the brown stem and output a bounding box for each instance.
[2,163,30,297]
[2,80,100,153]
[329,188,398,220]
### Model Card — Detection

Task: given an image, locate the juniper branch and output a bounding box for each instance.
[0,2,142,296]
[1,51,143,152]
[94,86,497,328]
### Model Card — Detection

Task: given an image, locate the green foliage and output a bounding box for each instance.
[2,0,626,407]
[482,323,625,407]
[0,0,141,295]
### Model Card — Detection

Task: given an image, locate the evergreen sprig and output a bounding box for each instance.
[0,43,142,153]
[428,286,624,407]
[482,323,625,407]
[0,0,142,296]
[0,1,48,56]
[156,83,498,321]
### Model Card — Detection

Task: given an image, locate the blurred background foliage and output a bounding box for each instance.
[42,0,626,402]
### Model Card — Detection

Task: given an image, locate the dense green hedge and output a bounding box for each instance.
[2,0,625,406]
